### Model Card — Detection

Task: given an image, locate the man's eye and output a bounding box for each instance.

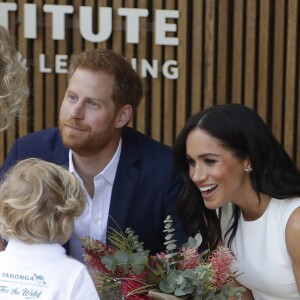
[68,95,77,102]
[88,100,99,109]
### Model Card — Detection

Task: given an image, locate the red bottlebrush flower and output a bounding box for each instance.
[81,237,121,274]
[120,272,152,300]
[208,246,235,288]
[178,246,201,270]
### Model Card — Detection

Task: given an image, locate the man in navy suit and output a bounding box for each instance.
[0,48,193,262]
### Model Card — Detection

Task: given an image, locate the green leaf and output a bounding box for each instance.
[159,278,176,293]
[164,239,177,245]
[114,250,129,273]
[165,252,178,260]
[176,274,184,285]
[164,215,172,222]
[128,253,148,275]
[101,255,117,273]
[174,288,186,296]
[166,243,177,251]
[165,233,174,240]
[128,253,148,265]
[183,232,203,249]
[131,264,145,275]
[164,223,172,230]
[182,269,198,280]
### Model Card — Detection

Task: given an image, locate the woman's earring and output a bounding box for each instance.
[244,167,253,174]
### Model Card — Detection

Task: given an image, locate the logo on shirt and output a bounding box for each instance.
[0,273,46,298]
[33,274,46,285]
[1,273,46,285]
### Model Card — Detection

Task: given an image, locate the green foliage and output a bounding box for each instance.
[85,215,246,299]
[102,228,150,276]
[163,215,179,261]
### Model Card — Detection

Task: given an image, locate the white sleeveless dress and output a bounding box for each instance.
[228,198,300,299]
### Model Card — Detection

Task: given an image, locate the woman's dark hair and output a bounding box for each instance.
[174,104,300,249]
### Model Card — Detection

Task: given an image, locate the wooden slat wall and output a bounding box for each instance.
[1,0,300,167]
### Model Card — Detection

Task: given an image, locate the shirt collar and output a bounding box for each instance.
[5,239,66,258]
[68,138,122,185]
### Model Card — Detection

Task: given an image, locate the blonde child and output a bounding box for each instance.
[0,158,99,300]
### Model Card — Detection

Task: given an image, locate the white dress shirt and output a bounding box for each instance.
[69,139,122,262]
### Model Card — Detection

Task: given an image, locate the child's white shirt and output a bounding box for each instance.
[0,239,100,300]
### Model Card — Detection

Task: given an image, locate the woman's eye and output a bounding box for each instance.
[186,158,195,167]
[205,159,216,165]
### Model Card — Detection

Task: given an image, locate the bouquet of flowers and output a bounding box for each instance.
[81,216,245,300]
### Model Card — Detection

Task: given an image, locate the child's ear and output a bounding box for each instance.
[61,217,74,236]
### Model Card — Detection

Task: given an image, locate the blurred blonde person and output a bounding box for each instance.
[0,25,29,250]
[0,158,100,300]
[0,25,28,129]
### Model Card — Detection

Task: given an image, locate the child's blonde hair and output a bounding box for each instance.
[0,158,86,244]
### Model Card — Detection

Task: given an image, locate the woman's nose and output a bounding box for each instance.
[191,165,207,183]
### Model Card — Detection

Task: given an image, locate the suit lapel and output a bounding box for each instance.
[107,129,140,235]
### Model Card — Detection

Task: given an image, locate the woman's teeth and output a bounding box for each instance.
[199,184,217,192]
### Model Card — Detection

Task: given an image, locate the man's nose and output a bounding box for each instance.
[69,100,84,119]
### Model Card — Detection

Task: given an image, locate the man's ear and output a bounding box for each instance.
[115,105,133,128]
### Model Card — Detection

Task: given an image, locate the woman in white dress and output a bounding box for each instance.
[174,104,300,299]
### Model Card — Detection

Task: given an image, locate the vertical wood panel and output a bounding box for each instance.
[17,0,29,137]
[175,0,188,136]
[56,0,68,121]
[257,0,270,120]
[163,0,177,145]
[272,0,285,143]
[1,0,300,167]
[216,0,228,104]
[203,0,215,107]
[123,0,136,130]
[33,0,44,132]
[297,48,300,166]
[151,0,163,141]
[284,0,298,159]
[83,0,96,50]
[112,0,123,53]
[5,0,19,155]
[135,0,147,136]
[44,0,55,128]
[231,0,243,103]
[72,1,83,54]
[191,0,203,114]
[244,0,256,109]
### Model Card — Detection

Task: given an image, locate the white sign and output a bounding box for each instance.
[1,3,180,79]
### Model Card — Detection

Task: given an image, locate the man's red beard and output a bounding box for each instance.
[59,119,115,157]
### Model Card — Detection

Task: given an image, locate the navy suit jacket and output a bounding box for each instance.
[0,127,188,254]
